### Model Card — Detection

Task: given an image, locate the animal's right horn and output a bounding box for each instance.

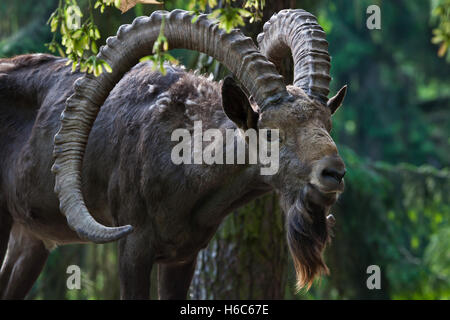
[52,9,288,244]
[257,9,331,105]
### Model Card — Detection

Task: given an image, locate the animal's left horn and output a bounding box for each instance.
[257,9,331,105]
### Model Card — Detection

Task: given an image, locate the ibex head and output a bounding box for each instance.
[52,9,347,290]
[221,10,347,289]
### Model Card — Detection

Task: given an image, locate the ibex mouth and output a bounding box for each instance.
[285,183,336,291]
[304,183,339,207]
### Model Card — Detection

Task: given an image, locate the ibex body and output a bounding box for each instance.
[0,9,347,299]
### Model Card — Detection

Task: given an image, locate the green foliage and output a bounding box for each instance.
[94,0,121,13]
[208,7,251,32]
[243,0,265,23]
[47,0,265,75]
[328,0,450,168]
[139,15,178,75]
[372,162,449,299]
[0,0,56,57]
[150,0,265,71]
[187,0,218,15]
[47,0,113,75]
[188,0,264,27]
[431,0,450,60]
[319,2,449,298]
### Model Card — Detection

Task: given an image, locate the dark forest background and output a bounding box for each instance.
[0,0,449,299]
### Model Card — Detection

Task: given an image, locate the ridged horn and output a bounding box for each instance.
[257,9,331,104]
[52,9,288,243]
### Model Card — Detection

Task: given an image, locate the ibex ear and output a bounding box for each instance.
[222,76,258,130]
[327,85,347,114]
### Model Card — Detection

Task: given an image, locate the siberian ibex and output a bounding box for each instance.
[0,9,347,299]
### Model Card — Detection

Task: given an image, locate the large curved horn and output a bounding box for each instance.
[52,9,287,243]
[257,9,331,104]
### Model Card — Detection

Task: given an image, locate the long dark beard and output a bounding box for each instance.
[286,184,336,291]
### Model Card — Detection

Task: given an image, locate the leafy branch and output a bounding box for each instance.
[47,0,116,75]
[139,15,178,75]
[47,0,265,76]
[189,0,264,32]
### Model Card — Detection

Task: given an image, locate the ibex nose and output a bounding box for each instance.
[321,167,346,184]
[313,155,346,192]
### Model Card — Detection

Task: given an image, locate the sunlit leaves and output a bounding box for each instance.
[94,0,121,14]
[188,0,264,32]
[243,0,264,23]
[208,7,251,32]
[187,0,218,16]
[47,0,265,76]
[140,15,178,75]
[424,227,450,282]
[431,0,450,60]
[69,55,112,76]
[47,0,111,76]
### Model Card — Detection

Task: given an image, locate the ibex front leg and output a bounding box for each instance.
[157,254,198,300]
[118,231,154,300]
